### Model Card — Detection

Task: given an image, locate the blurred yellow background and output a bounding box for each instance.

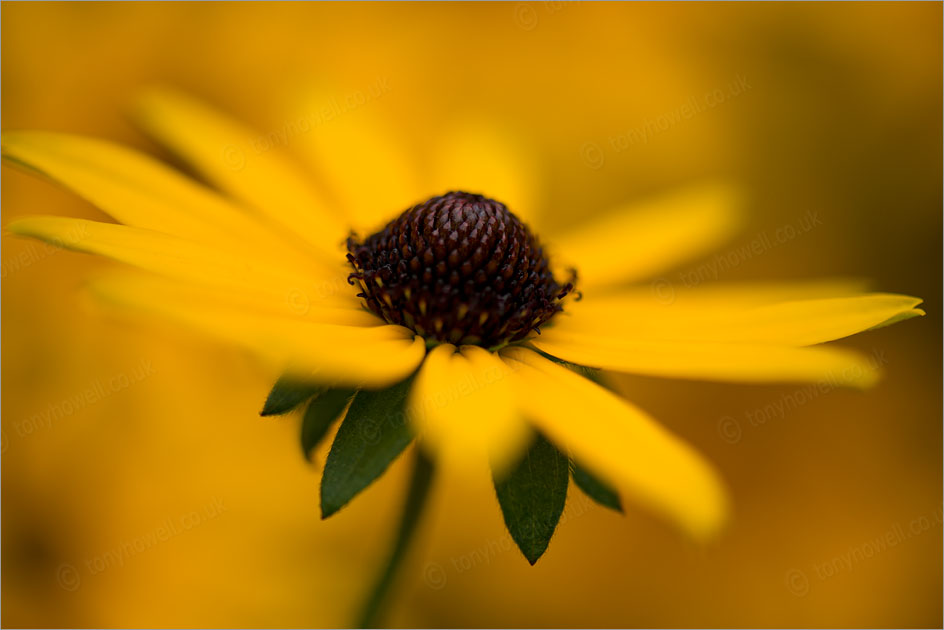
[2,2,940,627]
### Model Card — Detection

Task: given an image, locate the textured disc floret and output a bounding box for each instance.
[347,191,575,348]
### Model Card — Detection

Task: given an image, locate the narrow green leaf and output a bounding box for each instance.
[572,461,623,513]
[301,389,356,461]
[493,433,569,565]
[530,349,613,391]
[516,353,621,513]
[261,375,324,416]
[579,367,615,391]
[320,376,415,519]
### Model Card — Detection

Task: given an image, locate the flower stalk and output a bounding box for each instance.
[357,448,435,629]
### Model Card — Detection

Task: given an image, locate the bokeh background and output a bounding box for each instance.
[2,2,940,627]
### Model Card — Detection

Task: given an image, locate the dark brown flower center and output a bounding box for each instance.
[346,191,575,348]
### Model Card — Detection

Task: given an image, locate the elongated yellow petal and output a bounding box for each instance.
[90,271,424,388]
[6,216,325,298]
[550,182,744,289]
[717,294,924,345]
[532,332,881,388]
[551,292,924,347]
[501,347,728,541]
[290,85,425,234]
[132,87,346,263]
[428,120,542,226]
[1,130,315,274]
[408,344,530,477]
[91,270,375,327]
[583,278,872,309]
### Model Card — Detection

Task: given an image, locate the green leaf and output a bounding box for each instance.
[320,376,415,519]
[261,375,324,416]
[572,461,623,513]
[529,349,613,391]
[579,367,614,391]
[493,433,569,565]
[301,389,356,461]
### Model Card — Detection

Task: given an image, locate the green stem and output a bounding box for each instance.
[357,448,435,629]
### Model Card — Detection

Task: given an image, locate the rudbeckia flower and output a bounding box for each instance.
[2,88,923,580]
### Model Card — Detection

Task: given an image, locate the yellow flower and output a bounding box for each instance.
[2,87,923,557]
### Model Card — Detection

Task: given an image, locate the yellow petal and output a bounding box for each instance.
[408,344,530,477]
[90,270,375,327]
[550,182,744,289]
[582,278,872,309]
[290,85,424,234]
[429,119,542,226]
[6,216,323,298]
[551,291,924,347]
[715,294,924,345]
[90,271,425,388]
[501,347,729,541]
[532,333,881,388]
[132,87,346,263]
[1,130,314,274]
